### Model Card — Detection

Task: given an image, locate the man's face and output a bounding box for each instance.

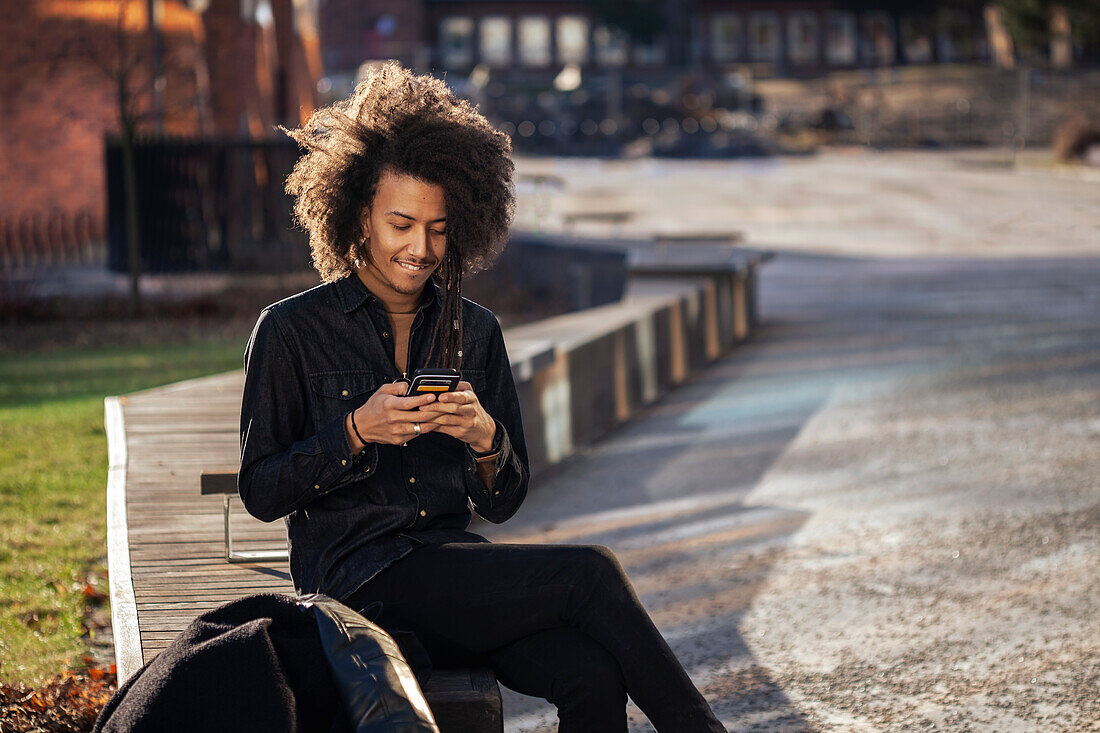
[359,169,447,300]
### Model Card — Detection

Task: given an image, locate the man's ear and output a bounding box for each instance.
[359,205,372,239]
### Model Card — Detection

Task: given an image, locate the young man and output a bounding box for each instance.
[239,62,724,732]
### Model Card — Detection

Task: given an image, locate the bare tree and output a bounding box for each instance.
[51,0,168,312]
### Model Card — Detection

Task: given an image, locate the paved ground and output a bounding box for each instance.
[513,148,1100,259]
[479,253,1099,731]
[483,150,1100,730]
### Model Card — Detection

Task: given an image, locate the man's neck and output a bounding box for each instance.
[356,264,422,314]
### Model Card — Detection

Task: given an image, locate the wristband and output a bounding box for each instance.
[349,409,368,447]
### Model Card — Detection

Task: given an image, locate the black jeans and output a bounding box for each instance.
[343,542,724,733]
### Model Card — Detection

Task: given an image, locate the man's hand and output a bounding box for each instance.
[421,381,497,453]
[345,382,443,449]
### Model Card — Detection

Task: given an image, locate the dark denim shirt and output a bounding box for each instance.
[238,274,530,602]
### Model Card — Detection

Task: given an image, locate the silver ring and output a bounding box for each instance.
[413,422,421,437]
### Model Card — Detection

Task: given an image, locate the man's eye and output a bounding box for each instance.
[431,230,446,236]
[391,224,410,231]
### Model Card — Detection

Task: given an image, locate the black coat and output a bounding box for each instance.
[94,594,437,733]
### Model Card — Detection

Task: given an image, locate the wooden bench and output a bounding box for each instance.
[200,472,289,563]
[200,471,503,733]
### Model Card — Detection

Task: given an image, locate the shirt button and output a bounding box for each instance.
[494,491,500,495]
[419,510,426,517]
[341,459,347,466]
[363,466,370,474]
[313,484,320,489]
[340,389,349,397]
[408,477,416,484]
[382,331,390,339]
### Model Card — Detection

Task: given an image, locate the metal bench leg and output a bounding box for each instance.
[223,494,289,563]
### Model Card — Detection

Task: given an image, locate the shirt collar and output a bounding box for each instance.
[335,272,440,315]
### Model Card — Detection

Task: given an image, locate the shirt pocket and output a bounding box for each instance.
[307,370,378,428]
[460,369,488,395]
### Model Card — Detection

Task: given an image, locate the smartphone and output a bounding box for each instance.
[405,368,461,397]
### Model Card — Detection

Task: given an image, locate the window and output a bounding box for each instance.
[557,15,590,65]
[863,12,895,65]
[935,8,978,63]
[440,17,474,68]
[900,15,934,64]
[787,12,819,65]
[710,13,742,63]
[593,24,627,66]
[748,12,780,62]
[519,16,551,66]
[479,16,512,67]
[253,0,273,27]
[825,11,857,65]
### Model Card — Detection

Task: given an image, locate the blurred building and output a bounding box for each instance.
[0,0,321,269]
[319,0,999,89]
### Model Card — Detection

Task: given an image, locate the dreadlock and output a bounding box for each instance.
[428,245,464,368]
[281,62,515,369]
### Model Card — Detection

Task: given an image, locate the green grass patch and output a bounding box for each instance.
[0,340,245,684]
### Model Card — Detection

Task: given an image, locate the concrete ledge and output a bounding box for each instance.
[104,396,143,681]
[507,246,766,472]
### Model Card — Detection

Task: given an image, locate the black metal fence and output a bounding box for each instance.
[0,208,105,270]
[105,137,309,274]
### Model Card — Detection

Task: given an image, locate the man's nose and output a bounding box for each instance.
[406,227,430,259]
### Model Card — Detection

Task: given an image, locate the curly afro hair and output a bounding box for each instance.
[281,62,516,367]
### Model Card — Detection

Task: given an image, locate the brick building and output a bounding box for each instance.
[0,0,321,267]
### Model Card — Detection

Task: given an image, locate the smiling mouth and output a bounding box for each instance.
[396,260,434,272]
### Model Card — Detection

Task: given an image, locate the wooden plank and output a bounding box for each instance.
[134,587,294,600]
[133,592,293,603]
[130,557,283,568]
[132,581,291,592]
[131,568,289,580]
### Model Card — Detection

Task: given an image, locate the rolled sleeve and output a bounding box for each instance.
[314,412,381,488]
[466,321,529,523]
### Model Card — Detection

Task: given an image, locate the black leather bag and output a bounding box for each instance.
[301,594,438,732]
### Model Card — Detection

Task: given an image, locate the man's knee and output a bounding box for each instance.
[570,544,625,582]
[553,545,635,615]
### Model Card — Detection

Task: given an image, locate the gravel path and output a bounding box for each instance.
[480,252,1099,731]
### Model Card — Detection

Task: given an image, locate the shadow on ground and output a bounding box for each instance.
[477,252,1100,731]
